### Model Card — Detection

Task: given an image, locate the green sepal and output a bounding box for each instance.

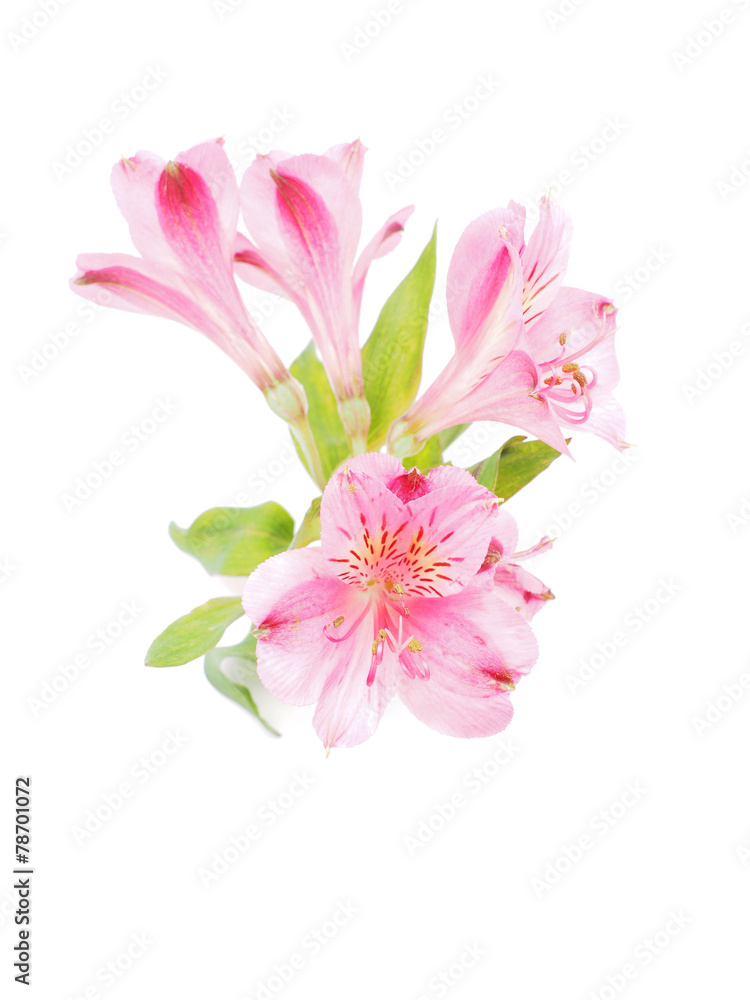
[145,597,245,667]
[362,226,437,449]
[469,436,567,502]
[291,496,322,549]
[169,504,294,576]
[290,342,349,482]
[204,633,280,735]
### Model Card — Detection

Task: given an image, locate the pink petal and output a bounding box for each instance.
[320,460,410,586]
[446,203,526,351]
[173,138,240,264]
[156,156,233,295]
[325,138,366,189]
[493,563,554,621]
[525,286,616,363]
[71,252,222,336]
[110,150,171,265]
[522,196,573,330]
[312,627,396,749]
[570,387,627,449]
[242,548,365,706]
[352,205,415,311]
[233,232,287,295]
[435,351,571,456]
[397,583,538,738]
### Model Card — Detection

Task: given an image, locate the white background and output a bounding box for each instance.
[2,0,749,997]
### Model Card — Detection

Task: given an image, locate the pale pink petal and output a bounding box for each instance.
[397,584,538,738]
[110,151,171,264]
[233,232,287,295]
[570,387,627,449]
[493,563,554,621]
[522,196,573,329]
[446,203,526,351]
[71,252,222,336]
[325,138,366,189]
[312,625,396,749]
[352,205,415,309]
[429,351,571,457]
[486,512,520,562]
[242,548,366,705]
[526,286,616,363]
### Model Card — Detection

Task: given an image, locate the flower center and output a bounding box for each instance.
[322,598,427,687]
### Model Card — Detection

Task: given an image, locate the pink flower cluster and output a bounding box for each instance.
[73,137,624,748]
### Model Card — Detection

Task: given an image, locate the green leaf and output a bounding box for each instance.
[204,634,280,735]
[362,226,438,449]
[403,435,443,473]
[146,597,245,667]
[291,496,322,549]
[469,436,566,502]
[169,503,294,576]
[290,342,349,481]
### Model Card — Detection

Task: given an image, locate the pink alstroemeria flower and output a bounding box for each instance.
[478,510,555,621]
[389,197,624,456]
[235,140,414,452]
[242,454,538,749]
[70,139,326,484]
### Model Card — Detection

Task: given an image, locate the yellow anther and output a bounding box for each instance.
[407,638,423,653]
[559,332,567,345]
[393,583,404,595]
[561,362,580,373]
[332,616,345,628]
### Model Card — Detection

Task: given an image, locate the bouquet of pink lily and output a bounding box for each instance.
[71,137,625,750]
